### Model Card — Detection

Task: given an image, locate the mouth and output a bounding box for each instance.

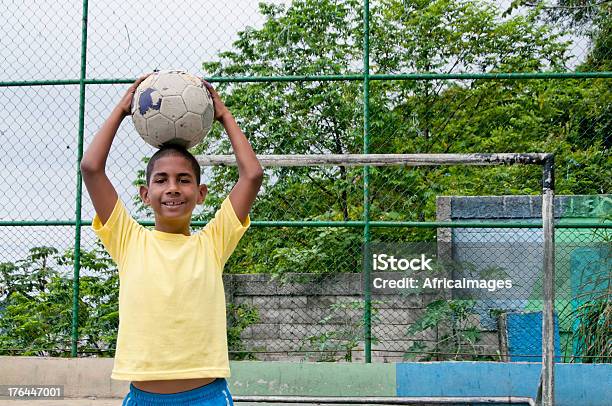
[162,201,185,207]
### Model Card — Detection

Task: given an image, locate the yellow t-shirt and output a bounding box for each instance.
[91,196,250,381]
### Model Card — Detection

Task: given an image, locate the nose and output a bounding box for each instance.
[165,180,180,194]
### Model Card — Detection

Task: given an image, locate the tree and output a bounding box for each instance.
[188,0,608,279]
[0,244,119,356]
[503,0,611,70]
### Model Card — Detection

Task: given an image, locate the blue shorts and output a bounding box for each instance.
[122,378,234,406]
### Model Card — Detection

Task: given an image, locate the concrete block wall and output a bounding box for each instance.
[223,273,497,362]
[222,195,609,362]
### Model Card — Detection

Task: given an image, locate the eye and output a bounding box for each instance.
[180,179,190,183]
[155,179,165,183]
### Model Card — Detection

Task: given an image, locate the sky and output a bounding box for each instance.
[0,0,289,272]
[0,0,592,274]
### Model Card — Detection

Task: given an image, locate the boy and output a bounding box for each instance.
[80,73,263,405]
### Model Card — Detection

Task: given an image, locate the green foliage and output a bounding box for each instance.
[567,218,611,363]
[0,244,118,356]
[404,299,498,361]
[300,299,381,362]
[401,260,514,362]
[226,303,260,360]
[570,299,611,363]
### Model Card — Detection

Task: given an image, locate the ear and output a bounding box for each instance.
[197,183,208,204]
[139,185,150,205]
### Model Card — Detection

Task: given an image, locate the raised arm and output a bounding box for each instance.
[204,82,263,223]
[80,73,152,225]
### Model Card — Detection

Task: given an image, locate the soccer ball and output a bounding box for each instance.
[131,70,214,149]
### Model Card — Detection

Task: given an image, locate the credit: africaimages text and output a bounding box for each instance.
[370,253,513,293]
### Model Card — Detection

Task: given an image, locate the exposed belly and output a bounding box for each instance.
[131,377,217,394]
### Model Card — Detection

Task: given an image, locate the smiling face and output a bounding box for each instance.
[139,154,207,235]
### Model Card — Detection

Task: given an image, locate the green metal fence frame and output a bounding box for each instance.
[0,0,609,386]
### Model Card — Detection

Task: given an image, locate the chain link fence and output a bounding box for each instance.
[0,0,610,369]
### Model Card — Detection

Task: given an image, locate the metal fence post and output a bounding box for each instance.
[539,154,555,405]
[72,0,90,358]
[362,0,372,364]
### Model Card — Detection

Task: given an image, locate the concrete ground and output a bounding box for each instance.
[0,400,371,406]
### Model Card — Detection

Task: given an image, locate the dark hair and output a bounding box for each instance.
[145,145,201,186]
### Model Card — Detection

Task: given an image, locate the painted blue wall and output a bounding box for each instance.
[506,311,561,362]
[396,362,612,406]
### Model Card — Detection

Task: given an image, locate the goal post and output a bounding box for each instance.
[197,152,556,405]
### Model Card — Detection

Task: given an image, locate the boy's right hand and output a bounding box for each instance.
[117,73,154,117]
[202,80,232,123]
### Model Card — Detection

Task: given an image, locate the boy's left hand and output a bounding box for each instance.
[201,80,231,123]
[117,73,154,118]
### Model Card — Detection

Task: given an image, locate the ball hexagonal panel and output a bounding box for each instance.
[146,114,175,148]
[182,85,209,115]
[155,72,187,97]
[160,95,187,121]
[132,112,147,137]
[175,112,204,148]
[182,73,203,87]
